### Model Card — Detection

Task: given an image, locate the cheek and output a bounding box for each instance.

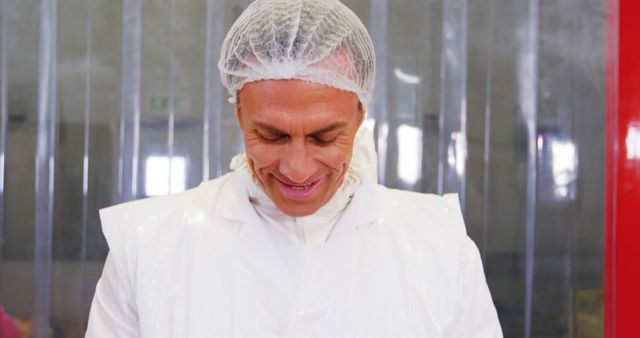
[315,142,354,171]
[245,142,281,169]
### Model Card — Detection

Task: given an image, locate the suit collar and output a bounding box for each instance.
[208,172,384,232]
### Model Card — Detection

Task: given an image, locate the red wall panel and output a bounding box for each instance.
[606,0,640,336]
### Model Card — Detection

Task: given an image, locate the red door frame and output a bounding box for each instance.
[605,0,640,336]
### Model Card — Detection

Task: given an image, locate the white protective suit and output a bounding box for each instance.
[86,128,503,338]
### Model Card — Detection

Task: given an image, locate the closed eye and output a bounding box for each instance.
[258,133,288,144]
[310,135,337,146]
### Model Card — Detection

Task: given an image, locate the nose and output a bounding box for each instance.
[280,139,317,184]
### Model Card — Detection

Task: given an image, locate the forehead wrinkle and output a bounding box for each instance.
[240,80,359,106]
[252,115,350,136]
[308,122,349,135]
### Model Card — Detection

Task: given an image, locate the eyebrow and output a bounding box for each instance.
[253,121,348,136]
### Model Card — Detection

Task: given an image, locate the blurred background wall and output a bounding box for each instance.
[0,0,606,337]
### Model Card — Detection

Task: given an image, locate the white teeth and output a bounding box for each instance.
[291,184,310,190]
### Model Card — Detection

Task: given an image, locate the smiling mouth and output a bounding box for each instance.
[290,183,312,190]
[273,176,322,200]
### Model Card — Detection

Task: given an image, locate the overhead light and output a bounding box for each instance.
[626,125,640,160]
[145,156,187,196]
[394,68,420,85]
[397,124,422,185]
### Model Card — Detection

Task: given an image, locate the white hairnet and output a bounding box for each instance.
[218,0,376,106]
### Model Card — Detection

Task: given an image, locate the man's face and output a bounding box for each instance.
[236,79,363,217]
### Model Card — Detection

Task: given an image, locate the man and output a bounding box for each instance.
[86,0,503,337]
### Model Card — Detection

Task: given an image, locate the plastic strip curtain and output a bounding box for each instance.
[33,0,58,336]
[0,0,7,277]
[438,0,467,205]
[118,0,141,202]
[604,0,618,335]
[489,0,536,334]
[519,0,539,336]
[166,0,177,195]
[203,0,226,180]
[369,0,389,182]
[0,0,607,336]
[79,0,95,326]
[480,0,496,266]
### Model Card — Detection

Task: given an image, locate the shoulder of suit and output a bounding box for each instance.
[98,173,235,252]
[373,185,468,238]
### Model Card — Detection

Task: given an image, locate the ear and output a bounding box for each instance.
[235,99,244,128]
[235,105,241,124]
[356,102,365,126]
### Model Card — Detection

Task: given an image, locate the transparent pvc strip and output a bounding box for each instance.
[520,0,540,336]
[481,0,496,263]
[118,0,142,200]
[167,0,176,192]
[370,0,389,183]
[0,0,8,265]
[80,0,95,327]
[203,0,226,181]
[605,0,619,334]
[437,0,468,210]
[33,0,58,336]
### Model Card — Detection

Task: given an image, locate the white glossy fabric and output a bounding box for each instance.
[86,129,502,337]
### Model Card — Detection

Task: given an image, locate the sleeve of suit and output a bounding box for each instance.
[442,194,503,338]
[85,207,140,338]
[446,237,503,338]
